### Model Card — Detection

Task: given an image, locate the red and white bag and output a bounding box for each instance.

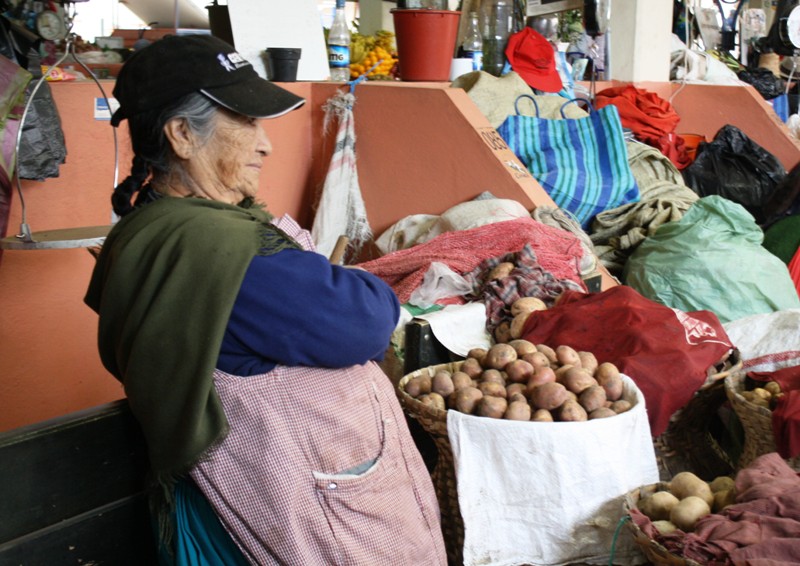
[520,285,733,437]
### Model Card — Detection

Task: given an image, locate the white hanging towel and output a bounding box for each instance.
[311,90,372,259]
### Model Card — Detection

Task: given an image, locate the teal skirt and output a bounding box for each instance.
[159,479,250,566]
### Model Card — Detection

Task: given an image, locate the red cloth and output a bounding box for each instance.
[594,85,692,170]
[652,133,693,171]
[632,453,800,565]
[789,245,800,299]
[750,366,800,459]
[358,217,585,304]
[519,285,733,436]
[685,453,800,565]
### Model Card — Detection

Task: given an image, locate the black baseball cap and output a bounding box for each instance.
[110,34,305,127]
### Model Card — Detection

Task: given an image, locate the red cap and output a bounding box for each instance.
[504,28,562,93]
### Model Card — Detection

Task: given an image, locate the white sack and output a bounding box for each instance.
[448,375,659,566]
[723,308,800,373]
[375,198,530,254]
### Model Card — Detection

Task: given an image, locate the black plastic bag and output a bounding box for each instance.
[0,15,67,181]
[682,125,786,223]
[16,77,67,181]
[737,67,786,100]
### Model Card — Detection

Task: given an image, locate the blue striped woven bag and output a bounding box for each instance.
[497,95,640,229]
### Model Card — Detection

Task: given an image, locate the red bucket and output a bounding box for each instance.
[391,9,460,81]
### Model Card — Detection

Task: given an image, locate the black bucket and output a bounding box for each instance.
[264,48,302,82]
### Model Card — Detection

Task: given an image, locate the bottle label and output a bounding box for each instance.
[464,50,483,71]
[328,45,350,69]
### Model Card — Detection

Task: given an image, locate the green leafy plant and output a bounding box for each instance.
[558,9,584,44]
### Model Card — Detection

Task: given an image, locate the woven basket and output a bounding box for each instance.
[656,350,744,481]
[397,361,464,566]
[724,370,800,471]
[398,354,744,563]
[623,483,702,566]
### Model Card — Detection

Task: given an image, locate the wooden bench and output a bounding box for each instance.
[0,399,159,565]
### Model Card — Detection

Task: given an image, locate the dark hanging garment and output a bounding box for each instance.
[16,67,67,181]
[0,15,67,182]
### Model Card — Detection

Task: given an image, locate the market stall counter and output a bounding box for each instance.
[4,75,799,433]
[3,77,800,565]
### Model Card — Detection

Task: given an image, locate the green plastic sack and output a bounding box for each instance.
[623,195,800,323]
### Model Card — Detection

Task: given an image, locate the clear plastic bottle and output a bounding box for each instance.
[462,11,483,72]
[328,0,351,82]
[482,0,513,77]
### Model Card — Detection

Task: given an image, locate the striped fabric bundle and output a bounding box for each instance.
[498,96,640,229]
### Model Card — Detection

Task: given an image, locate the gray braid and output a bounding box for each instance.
[111,92,218,216]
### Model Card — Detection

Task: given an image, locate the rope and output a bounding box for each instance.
[348,59,383,94]
[608,514,632,566]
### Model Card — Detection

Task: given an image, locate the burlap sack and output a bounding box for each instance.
[451,70,586,128]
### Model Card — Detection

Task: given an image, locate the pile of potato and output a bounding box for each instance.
[637,471,736,533]
[403,339,634,422]
[740,380,784,410]
[493,293,551,344]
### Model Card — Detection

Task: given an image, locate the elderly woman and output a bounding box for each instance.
[84,35,446,565]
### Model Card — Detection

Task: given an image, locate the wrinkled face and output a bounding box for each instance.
[185,108,272,204]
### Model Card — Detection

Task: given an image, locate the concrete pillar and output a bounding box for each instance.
[607,0,672,81]
[228,0,330,80]
[358,0,397,35]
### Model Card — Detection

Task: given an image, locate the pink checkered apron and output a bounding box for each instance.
[190,362,447,566]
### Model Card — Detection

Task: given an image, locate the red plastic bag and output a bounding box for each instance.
[520,286,733,436]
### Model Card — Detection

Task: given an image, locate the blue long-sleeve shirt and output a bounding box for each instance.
[218,248,400,377]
